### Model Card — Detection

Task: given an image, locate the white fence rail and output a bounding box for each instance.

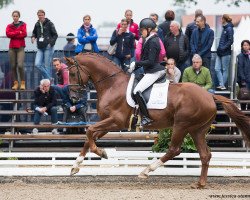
[0,149,249,176]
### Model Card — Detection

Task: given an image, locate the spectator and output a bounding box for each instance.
[31,9,58,80]
[52,58,69,98]
[164,21,189,74]
[190,15,214,69]
[237,40,250,91]
[117,9,139,41]
[63,33,76,57]
[158,10,175,38]
[110,19,134,72]
[62,85,87,133]
[164,58,181,83]
[215,14,234,90]
[32,79,58,134]
[75,14,99,54]
[182,54,213,93]
[149,13,164,42]
[6,10,27,90]
[127,18,166,125]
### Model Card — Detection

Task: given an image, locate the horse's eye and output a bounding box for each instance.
[69,72,75,77]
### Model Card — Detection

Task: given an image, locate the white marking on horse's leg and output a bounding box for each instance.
[138,159,164,178]
[72,156,84,168]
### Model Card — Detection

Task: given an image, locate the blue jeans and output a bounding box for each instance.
[112,56,130,72]
[35,45,54,79]
[215,55,231,87]
[53,85,64,99]
[34,106,58,124]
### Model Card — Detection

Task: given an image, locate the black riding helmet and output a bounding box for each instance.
[139,18,156,30]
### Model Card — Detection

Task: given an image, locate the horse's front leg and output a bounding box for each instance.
[71,131,107,175]
[87,117,117,158]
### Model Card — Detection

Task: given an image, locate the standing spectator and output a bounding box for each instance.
[75,15,99,54]
[110,19,134,72]
[117,9,139,41]
[182,54,213,93]
[158,10,175,39]
[6,10,27,90]
[190,15,214,69]
[164,21,189,74]
[31,9,58,80]
[32,79,58,134]
[52,58,69,98]
[215,14,234,90]
[149,13,164,42]
[63,33,76,57]
[237,40,250,91]
[164,58,181,83]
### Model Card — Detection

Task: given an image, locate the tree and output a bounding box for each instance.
[174,0,250,7]
[0,0,13,9]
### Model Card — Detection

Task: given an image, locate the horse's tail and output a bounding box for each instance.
[212,94,250,147]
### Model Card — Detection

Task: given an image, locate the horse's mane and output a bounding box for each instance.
[78,52,121,70]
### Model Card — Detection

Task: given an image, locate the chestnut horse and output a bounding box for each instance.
[65,53,250,188]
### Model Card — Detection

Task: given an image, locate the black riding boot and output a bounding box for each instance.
[134,91,153,126]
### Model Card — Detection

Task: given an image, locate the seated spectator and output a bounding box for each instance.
[149,13,164,42]
[237,40,250,91]
[182,54,213,93]
[164,58,181,83]
[75,14,99,54]
[52,58,69,98]
[110,18,134,72]
[63,33,76,57]
[32,79,58,134]
[62,85,87,133]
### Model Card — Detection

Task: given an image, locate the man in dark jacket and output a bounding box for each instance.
[190,15,214,69]
[164,21,189,74]
[215,14,234,90]
[31,9,58,80]
[33,79,58,134]
[110,19,134,72]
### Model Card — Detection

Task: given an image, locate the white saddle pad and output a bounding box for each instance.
[126,73,169,109]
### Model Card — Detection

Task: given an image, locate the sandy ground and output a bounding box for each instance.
[0,176,249,200]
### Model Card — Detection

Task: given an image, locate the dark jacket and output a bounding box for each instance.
[135,34,165,73]
[190,24,214,58]
[62,85,87,110]
[75,24,99,53]
[32,18,58,49]
[157,26,164,42]
[34,86,57,111]
[237,51,250,85]
[158,20,172,38]
[185,21,196,42]
[110,30,134,59]
[164,32,189,65]
[217,22,234,57]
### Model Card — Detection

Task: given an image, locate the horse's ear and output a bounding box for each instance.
[64,57,74,65]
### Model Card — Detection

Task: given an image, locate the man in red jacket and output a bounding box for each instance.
[6,10,27,90]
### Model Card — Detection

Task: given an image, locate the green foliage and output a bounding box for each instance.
[0,0,14,9]
[152,128,197,153]
[173,0,250,7]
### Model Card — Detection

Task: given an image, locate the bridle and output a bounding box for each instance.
[67,57,123,87]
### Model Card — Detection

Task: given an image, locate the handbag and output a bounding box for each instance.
[237,87,250,100]
[107,43,117,55]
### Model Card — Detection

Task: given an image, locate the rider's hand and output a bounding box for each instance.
[127,61,136,73]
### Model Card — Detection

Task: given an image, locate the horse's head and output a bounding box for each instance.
[64,56,89,102]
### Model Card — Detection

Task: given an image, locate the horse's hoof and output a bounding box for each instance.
[138,172,149,179]
[101,149,108,159]
[70,167,80,176]
[190,182,206,189]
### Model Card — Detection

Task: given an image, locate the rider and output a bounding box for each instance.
[128,18,166,126]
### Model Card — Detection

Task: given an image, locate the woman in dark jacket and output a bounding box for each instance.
[110,19,134,72]
[128,18,166,125]
[237,40,250,90]
[6,10,27,90]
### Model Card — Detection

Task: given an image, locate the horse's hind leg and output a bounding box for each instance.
[70,131,107,175]
[139,126,187,178]
[190,128,212,189]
